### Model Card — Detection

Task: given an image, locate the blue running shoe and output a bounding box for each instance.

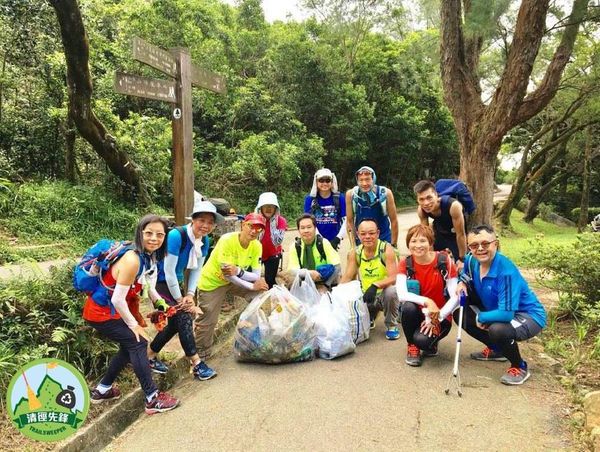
[193,361,217,381]
[149,358,169,374]
[385,327,400,340]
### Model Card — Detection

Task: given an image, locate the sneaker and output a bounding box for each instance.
[405,344,423,367]
[385,327,400,341]
[149,358,169,374]
[422,344,438,357]
[91,386,121,404]
[470,346,507,362]
[500,365,531,385]
[370,320,376,330]
[193,361,217,381]
[145,392,180,415]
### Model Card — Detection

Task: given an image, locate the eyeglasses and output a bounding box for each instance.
[467,240,497,251]
[246,223,264,233]
[143,230,166,239]
[317,178,332,183]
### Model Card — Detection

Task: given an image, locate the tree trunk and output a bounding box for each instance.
[48,0,150,206]
[439,0,589,225]
[64,116,77,183]
[523,172,570,222]
[577,127,591,232]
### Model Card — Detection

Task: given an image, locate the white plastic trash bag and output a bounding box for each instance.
[234,285,317,364]
[331,281,370,344]
[290,270,321,308]
[313,293,356,359]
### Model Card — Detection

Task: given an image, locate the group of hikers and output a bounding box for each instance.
[81,165,546,415]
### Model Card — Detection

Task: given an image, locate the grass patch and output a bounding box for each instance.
[497,210,578,266]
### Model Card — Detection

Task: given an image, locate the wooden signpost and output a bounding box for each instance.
[114,37,226,224]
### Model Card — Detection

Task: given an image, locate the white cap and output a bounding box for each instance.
[189,200,224,223]
[315,168,333,179]
[256,192,280,210]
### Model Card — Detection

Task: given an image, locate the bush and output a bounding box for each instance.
[570,207,600,223]
[0,263,117,408]
[524,233,600,324]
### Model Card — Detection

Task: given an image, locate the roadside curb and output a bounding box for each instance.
[57,304,243,452]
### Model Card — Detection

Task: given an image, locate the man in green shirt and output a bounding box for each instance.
[197,213,269,371]
[287,214,341,290]
[340,218,400,340]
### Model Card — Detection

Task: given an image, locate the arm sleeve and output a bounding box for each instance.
[439,277,459,318]
[395,273,430,305]
[111,284,138,329]
[225,274,254,290]
[186,260,203,295]
[164,253,183,300]
[238,267,260,282]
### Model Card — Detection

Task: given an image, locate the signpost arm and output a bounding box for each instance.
[171,48,194,225]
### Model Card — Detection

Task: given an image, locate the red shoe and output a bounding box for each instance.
[405,344,423,367]
[145,392,180,415]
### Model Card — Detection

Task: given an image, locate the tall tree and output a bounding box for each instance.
[48,0,150,205]
[439,0,589,224]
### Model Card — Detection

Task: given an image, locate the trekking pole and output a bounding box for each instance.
[445,292,466,397]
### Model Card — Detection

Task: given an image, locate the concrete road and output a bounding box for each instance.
[108,326,568,451]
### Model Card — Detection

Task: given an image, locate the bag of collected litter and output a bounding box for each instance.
[313,293,356,359]
[290,270,321,308]
[234,286,317,364]
[331,281,370,344]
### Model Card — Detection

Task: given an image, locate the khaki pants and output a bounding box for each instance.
[197,284,258,359]
[368,285,400,328]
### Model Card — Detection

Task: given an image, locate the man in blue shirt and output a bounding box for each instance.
[304,168,346,250]
[456,224,546,385]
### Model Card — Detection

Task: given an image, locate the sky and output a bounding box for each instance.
[222,0,309,23]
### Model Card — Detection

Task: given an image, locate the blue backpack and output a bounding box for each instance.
[73,239,142,313]
[435,179,476,215]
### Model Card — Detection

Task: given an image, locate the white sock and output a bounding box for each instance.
[146,390,158,403]
[96,383,112,394]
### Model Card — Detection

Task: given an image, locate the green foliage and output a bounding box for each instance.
[495,168,516,184]
[571,207,600,223]
[0,264,117,408]
[524,233,600,324]
[0,181,154,263]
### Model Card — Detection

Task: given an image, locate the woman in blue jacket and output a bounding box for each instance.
[148,201,223,381]
[456,224,546,386]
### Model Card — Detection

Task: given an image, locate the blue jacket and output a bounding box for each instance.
[461,252,546,328]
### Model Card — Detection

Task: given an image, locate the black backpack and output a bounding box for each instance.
[406,252,450,290]
[295,235,327,268]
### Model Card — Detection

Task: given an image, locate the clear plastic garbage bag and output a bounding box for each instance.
[234,285,317,364]
[313,293,356,359]
[290,270,321,308]
[331,281,370,344]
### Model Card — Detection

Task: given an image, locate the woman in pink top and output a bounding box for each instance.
[255,192,287,288]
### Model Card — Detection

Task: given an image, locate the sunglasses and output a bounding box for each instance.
[142,230,166,239]
[317,178,332,183]
[246,223,264,232]
[467,240,497,251]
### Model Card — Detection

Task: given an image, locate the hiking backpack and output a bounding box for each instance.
[355,240,388,267]
[405,252,450,291]
[351,185,387,217]
[295,235,327,268]
[73,239,143,312]
[434,179,476,216]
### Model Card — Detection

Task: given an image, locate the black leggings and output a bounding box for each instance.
[401,301,451,350]
[150,281,197,357]
[453,303,523,367]
[263,254,281,289]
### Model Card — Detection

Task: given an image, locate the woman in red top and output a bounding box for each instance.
[255,192,287,288]
[83,214,179,415]
[396,224,459,367]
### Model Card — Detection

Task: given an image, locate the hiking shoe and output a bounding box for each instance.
[500,365,531,385]
[193,361,217,381]
[470,346,507,362]
[422,344,438,357]
[145,392,180,415]
[405,344,423,367]
[149,358,169,374]
[385,327,400,341]
[91,386,121,404]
